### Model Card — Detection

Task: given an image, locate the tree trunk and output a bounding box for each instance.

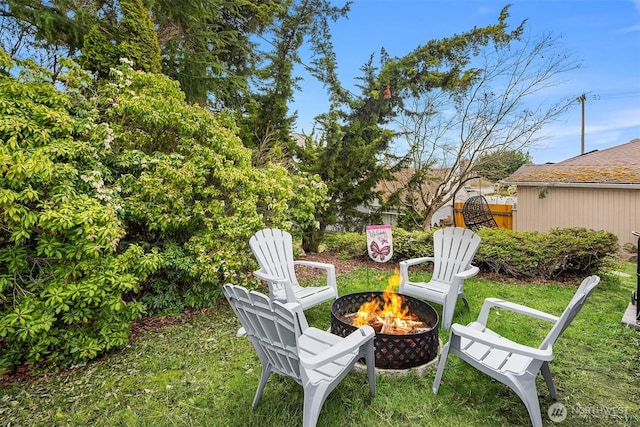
[302,225,325,253]
[421,210,434,231]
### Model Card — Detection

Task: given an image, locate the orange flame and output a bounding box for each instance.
[353,268,421,333]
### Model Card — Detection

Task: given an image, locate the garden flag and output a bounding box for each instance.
[366,225,393,263]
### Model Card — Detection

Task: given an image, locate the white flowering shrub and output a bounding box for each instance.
[0,52,163,371]
[0,54,326,372]
[100,61,327,313]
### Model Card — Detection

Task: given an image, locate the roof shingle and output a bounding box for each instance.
[505,139,640,184]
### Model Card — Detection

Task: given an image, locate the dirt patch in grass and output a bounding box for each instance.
[295,252,391,280]
[297,251,566,286]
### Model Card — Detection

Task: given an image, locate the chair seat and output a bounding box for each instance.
[298,328,361,385]
[272,285,338,310]
[459,322,532,375]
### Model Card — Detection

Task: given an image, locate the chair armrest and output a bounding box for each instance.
[450,323,554,361]
[399,257,435,268]
[253,269,297,303]
[477,297,560,326]
[253,269,288,284]
[300,326,375,370]
[399,257,435,283]
[454,265,480,280]
[293,260,337,291]
[294,260,335,272]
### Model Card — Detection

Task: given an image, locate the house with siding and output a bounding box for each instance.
[504,138,640,247]
[372,167,494,227]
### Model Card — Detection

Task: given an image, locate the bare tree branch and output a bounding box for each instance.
[392,31,581,229]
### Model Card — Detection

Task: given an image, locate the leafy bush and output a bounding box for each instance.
[322,226,617,279]
[322,232,367,258]
[542,227,619,277]
[475,227,618,278]
[322,228,435,261]
[473,229,544,277]
[0,53,163,372]
[100,61,327,313]
[0,53,326,372]
[389,228,434,261]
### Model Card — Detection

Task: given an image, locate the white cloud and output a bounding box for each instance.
[617,23,640,33]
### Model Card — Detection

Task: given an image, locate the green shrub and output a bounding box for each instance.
[322,232,367,258]
[0,52,326,372]
[322,228,435,262]
[322,226,618,280]
[390,228,434,261]
[0,53,163,372]
[475,227,618,278]
[474,228,544,277]
[100,61,327,313]
[543,227,619,277]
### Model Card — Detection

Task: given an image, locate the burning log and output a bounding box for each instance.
[344,269,432,335]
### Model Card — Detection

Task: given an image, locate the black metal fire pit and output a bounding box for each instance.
[331,292,439,370]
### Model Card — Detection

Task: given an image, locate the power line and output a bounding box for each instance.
[597,91,640,100]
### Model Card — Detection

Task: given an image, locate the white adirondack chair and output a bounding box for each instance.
[399,227,481,329]
[223,284,376,427]
[432,275,600,427]
[250,228,338,310]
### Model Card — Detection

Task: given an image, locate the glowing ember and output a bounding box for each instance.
[351,268,426,334]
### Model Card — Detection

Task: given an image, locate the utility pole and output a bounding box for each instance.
[577,93,600,155]
[578,93,586,154]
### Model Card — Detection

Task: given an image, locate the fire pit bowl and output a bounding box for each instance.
[331,292,439,370]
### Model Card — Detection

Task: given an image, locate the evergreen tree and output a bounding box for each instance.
[239,0,350,166]
[79,0,162,77]
[118,0,162,73]
[153,0,278,107]
[296,6,523,250]
[0,0,279,108]
[1,0,347,138]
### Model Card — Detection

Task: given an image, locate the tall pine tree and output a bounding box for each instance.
[296,6,523,251]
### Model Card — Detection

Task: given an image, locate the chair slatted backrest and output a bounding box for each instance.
[250,229,299,286]
[540,275,600,349]
[223,284,305,380]
[432,227,481,284]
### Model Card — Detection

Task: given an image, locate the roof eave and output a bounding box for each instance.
[503,181,640,189]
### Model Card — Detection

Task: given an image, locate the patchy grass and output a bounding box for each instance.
[1,263,639,426]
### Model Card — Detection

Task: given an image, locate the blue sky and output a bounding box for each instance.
[290,0,640,164]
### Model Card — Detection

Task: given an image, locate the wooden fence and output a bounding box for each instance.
[453,202,513,230]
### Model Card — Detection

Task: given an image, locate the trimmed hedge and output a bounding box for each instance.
[323,227,618,279]
[474,227,618,278]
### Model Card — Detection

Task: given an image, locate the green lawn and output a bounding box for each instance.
[1,262,639,426]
